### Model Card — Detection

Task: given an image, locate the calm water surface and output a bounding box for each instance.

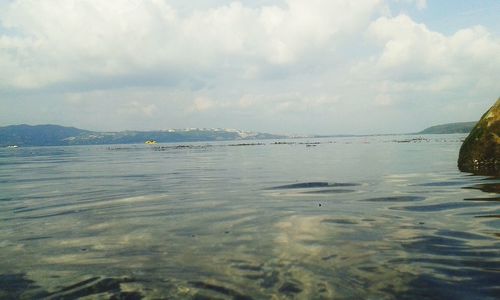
[0,135,499,299]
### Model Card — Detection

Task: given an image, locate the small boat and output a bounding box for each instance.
[7,145,19,148]
[145,140,157,145]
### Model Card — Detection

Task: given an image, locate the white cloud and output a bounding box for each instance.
[119,101,157,117]
[0,0,384,89]
[189,96,216,112]
[374,94,393,106]
[369,15,500,74]
[352,14,500,106]
[0,0,499,134]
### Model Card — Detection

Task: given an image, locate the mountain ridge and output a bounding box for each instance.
[1,121,479,147]
[417,121,476,134]
[0,124,287,147]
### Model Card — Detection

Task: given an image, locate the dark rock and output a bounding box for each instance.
[458,98,500,175]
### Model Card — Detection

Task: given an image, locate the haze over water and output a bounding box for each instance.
[0,134,499,299]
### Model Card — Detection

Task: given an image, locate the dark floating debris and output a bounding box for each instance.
[172,145,197,149]
[228,143,265,147]
[150,143,266,151]
[392,137,430,143]
[464,197,500,202]
[474,214,500,218]
[299,142,322,147]
[152,144,214,151]
[272,141,296,145]
[270,182,329,189]
[392,202,497,212]
[271,141,328,146]
[298,142,321,145]
[361,196,425,202]
[107,146,137,151]
[302,189,356,194]
[267,182,360,190]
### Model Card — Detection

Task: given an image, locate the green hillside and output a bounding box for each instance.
[0,124,286,147]
[418,122,477,134]
[0,124,90,146]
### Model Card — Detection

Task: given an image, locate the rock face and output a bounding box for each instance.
[458,98,500,175]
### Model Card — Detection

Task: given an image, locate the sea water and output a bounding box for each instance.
[0,134,498,299]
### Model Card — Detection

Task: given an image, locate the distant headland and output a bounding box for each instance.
[1,122,476,147]
[0,124,286,147]
[417,122,476,134]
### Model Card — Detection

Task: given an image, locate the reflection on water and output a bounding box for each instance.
[0,135,499,299]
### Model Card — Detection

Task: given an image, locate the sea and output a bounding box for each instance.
[0,134,498,299]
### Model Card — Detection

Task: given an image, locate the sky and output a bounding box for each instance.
[0,0,499,135]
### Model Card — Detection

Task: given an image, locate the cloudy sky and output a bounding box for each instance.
[0,0,499,134]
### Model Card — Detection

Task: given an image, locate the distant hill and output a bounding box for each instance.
[418,122,477,134]
[0,124,91,146]
[0,124,287,147]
